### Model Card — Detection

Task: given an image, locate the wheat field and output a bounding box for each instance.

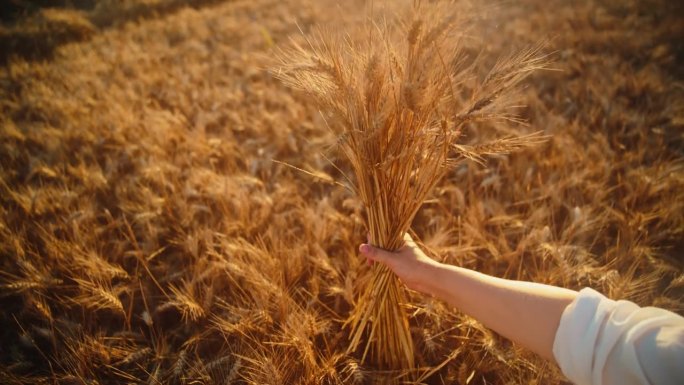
[0,0,683,384]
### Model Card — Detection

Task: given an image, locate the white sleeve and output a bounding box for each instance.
[552,287,684,385]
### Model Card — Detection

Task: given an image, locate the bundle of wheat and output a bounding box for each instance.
[275,1,549,374]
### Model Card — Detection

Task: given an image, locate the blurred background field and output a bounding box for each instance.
[0,0,682,384]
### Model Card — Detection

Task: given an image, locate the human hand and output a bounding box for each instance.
[359,234,441,294]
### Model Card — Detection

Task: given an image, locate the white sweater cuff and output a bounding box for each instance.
[552,287,684,385]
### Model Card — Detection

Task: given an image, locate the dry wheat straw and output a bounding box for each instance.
[275,1,547,372]
[4,0,679,383]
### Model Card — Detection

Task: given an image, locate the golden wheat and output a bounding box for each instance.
[275,1,552,374]
[0,0,682,384]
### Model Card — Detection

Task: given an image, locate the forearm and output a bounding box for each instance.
[421,262,578,362]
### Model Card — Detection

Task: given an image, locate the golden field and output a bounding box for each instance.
[0,0,682,384]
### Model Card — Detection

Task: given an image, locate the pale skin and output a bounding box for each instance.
[359,234,578,363]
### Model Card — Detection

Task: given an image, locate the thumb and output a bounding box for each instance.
[359,243,393,264]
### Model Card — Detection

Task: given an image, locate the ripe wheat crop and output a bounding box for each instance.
[0,0,682,384]
[276,2,549,374]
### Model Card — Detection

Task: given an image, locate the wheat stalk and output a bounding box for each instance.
[166,280,205,322]
[275,0,546,373]
[72,277,125,314]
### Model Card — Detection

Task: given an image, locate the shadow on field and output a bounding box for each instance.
[0,0,233,65]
